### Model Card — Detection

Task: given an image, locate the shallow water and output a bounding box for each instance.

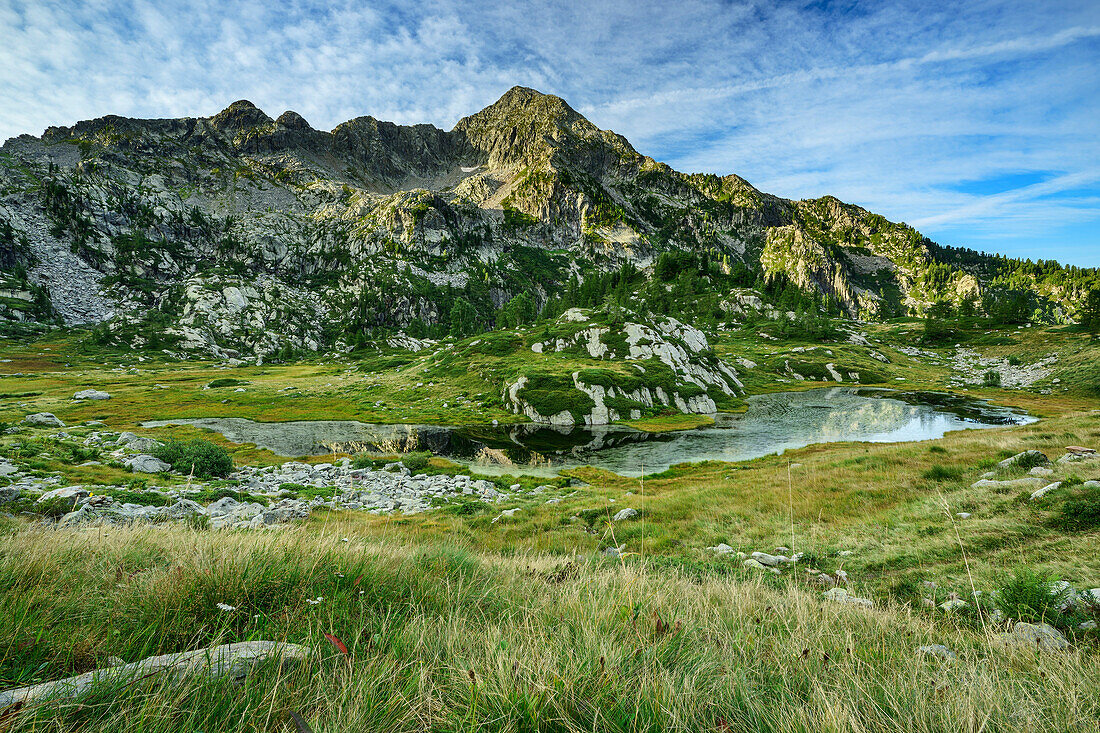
[144,387,1033,477]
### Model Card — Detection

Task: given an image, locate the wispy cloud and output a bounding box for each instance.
[0,0,1096,264]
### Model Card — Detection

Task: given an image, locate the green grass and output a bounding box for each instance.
[0,525,1097,732]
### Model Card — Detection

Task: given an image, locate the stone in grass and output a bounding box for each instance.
[22,412,64,428]
[995,622,1069,652]
[37,486,89,504]
[750,551,786,566]
[916,644,957,661]
[996,450,1049,470]
[1029,482,1062,501]
[822,588,873,608]
[612,507,638,522]
[73,389,111,400]
[939,598,969,612]
[126,454,171,473]
[0,641,309,707]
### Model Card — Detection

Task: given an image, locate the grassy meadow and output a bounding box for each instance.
[0,322,1099,731]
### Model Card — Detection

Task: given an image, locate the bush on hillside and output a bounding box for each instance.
[995,568,1071,624]
[1050,483,1100,532]
[152,439,234,478]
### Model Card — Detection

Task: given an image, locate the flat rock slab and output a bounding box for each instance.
[0,641,309,708]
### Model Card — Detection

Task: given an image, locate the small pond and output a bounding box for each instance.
[144,387,1034,477]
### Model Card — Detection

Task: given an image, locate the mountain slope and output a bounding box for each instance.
[0,86,1093,358]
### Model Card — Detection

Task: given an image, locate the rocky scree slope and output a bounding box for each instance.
[0,86,1090,359]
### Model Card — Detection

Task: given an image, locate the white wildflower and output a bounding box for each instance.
[216,603,236,612]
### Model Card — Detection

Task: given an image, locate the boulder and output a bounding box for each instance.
[0,641,309,708]
[0,486,21,504]
[127,455,171,473]
[22,412,64,428]
[822,588,873,608]
[74,389,111,400]
[612,507,638,522]
[1029,482,1062,501]
[0,461,18,477]
[916,644,956,661]
[116,432,163,452]
[37,486,89,504]
[995,622,1069,652]
[971,477,1045,490]
[996,450,1049,469]
[750,551,784,567]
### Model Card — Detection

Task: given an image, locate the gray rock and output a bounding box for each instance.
[822,588,873,608]
[116,432,163,452]
[997,450,1049,469]
[127,455,171,473]
[0,461,20,477]
[939,599,969,612]
[37,486,89,504]
[916,644,956,660]
[1028,466,1054,477]
[74,389,111,400]
[0,486,20,504]
[996,622,1069,652]
[0,641,309,708]
[1029,482,1062,501]
[22,412,64,428]
[751,551,783,567]
[612,507,638,522]
[971,477,1045,490]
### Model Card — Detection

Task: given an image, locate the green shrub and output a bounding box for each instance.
[1050,483,1100,531]
[402,451,432,472]
[995,568,1071,623]
[206,378,247,389]
[922,465,962,482]
[516,372,595,422]
[982,370,1002,388]
[152,439,233,478]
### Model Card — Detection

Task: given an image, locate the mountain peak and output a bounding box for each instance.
[209,100,273,133]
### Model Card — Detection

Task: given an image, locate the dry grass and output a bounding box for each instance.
[1,523,1098,732]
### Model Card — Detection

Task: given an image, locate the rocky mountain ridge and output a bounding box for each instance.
[0,86,1093,361]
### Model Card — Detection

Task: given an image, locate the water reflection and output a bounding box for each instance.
[144,387,1032,477]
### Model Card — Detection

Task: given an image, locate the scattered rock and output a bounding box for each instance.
[73,389,111,400]
[916,644,956,661]
[995,622,1069,652]
[997,450,1049,470]
[0,641,309,707]
[116,432,163,452]
[822,588,873,608]
[126,455,171,473]
[612,507,638,522]
[971,477,1045,490]
[37,486,89,504]
[1029,482,1062,501]
[939,599,969,612]
[1028,466,1054,477]
[22,412,65,428]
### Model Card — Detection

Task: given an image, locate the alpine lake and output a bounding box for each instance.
[145,387,1034,477]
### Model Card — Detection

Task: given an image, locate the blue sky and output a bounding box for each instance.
[1,0,1097,266]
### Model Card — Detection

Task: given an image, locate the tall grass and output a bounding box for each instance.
[1,523,1098,732]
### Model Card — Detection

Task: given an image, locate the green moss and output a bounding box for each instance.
[516,372,595,422]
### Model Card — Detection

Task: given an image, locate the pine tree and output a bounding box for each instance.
[1081,288,1100,334]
